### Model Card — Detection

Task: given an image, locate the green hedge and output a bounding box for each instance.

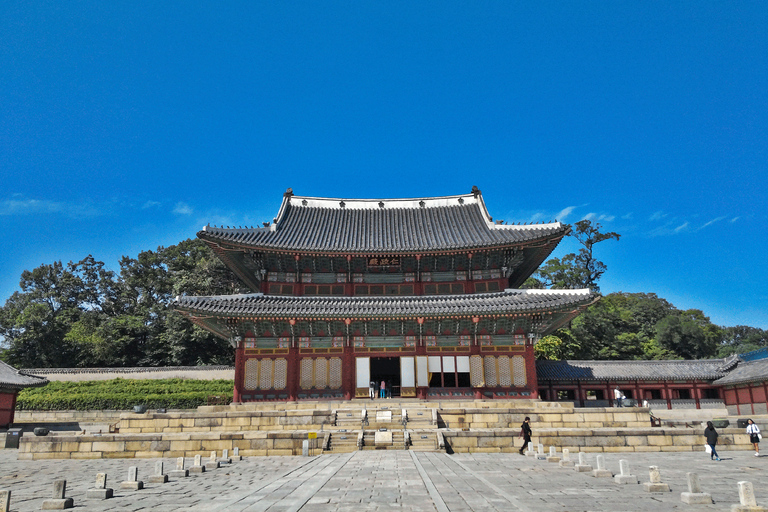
[15,378,234,411]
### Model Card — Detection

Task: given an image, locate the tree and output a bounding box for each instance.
[718,326,768,357]
[655,310,722,360]
[525,219,620,291]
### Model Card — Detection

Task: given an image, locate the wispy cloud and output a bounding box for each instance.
[622,213,633,220]
[674,222,689,233]
[701,216,726,229]
[173,202,193,215]
[731,217,740,223]
[649,211,667,221]
[555,206,577,222]
[142,201,162,209]
[0,197,101,218]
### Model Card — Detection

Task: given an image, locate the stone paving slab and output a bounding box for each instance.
[0,448,767,511]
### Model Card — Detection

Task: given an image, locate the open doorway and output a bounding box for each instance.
[371,357,400,397]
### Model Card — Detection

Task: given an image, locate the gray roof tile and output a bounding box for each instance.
[713,358,768,386]
[536,359,729,381]
[0,360,49,390]
[198,189,568,254]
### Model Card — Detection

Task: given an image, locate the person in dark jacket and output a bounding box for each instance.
[518,417,532,455]
[704,421,720,461]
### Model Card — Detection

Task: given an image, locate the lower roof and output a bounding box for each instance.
[536,359,731,382]
[0,360,49,390]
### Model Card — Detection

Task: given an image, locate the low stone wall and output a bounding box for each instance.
[119,410,334,434]
[13,410,125,424]
[20,366,235,382]
[443,427,757,454]
[437,407,651,429]
[18,430,309,460]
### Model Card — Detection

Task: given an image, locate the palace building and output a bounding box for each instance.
[175,187,599,402]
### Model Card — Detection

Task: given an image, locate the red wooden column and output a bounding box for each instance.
[233,340,244,403]
[663,382,672,410]
[342,319,355,399]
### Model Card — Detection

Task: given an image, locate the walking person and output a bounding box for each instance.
[704,421,721,461]
[747,419,761,456]
[518,417,532,455]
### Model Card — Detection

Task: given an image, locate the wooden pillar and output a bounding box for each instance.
[692,381,701,409]
[286,347,299,401]
[748,385,756,415]
[664,382,672,410]
[577,380,584,408]
[233,341,244,403]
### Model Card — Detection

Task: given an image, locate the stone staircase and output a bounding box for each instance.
[327,431,359,453]
[361,429,406,450]
[407,431,440,451]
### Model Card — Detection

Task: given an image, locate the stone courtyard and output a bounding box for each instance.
[2,447,767,511]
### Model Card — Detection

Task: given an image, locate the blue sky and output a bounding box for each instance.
[1,2,766,329]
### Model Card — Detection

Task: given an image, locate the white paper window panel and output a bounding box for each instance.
[400,356,415,387]
[428,356,442,372]
[417,356,429,387]
[456,356,470,373]
[442,356,455,373]
[356,357,370,388]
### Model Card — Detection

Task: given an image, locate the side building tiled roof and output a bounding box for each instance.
[0,360,49,391]
[175,289,598,321]
[536,359,730,382]
[713,358,768,386]
[198,188,569,254]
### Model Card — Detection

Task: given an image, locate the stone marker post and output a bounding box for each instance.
[575,452,592,472]
[120,466,144,490]
[232,447,242,461]
[86,473,114,500]
[190,454,206,474]
[680,472,711,504]
[559,448,574,467]
[149,461,169,484]
[731,481,768,512]
[526,442,535,457]
[614,459,638,484]
[302,440,309,457]
[205,450,221,470]
[592,455,612,478]
[536,443,547,460]
[41,480,74,510]
[170,457,189,478]
[220,449,232,464]
[642,465,670,492]
[0,490,10,512]
[546,446,561,463]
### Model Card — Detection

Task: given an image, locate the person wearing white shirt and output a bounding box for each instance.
[614,387,622,407]
[747,419,761,456]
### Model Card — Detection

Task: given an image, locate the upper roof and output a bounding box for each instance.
[713,357,768,386]
[175,288,597,321]
[198,187,569,254]
[536,359,731,381]
[0,360,49,391]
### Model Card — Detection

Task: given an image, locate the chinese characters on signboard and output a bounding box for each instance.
[367,256,400,267]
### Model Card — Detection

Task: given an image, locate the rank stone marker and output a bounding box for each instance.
[41,480,73,510]
[614,459,638,484]
[189,454,206,474]
[680,472,711,504]
[86,473,113,500]
[170,457,189,478]
[546,446,560,463]
[642,465,670,493]
[120,466,144,490]
[559,448,575,467]
[526,442,535,457]
[148,461,168,484]
[232,447,242,461]
[0,490,10,512]
[592,455,612,478]
[731,481,768,512]
[220,449,232,464]
[205,450,220,470]
[575,452,593,472]
[536,443,547,460]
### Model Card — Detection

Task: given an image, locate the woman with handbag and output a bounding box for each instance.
[518,417,532,455]
[746,419,761,456]
[704,421,721,461]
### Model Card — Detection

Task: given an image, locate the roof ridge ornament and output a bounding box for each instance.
[471,185,480,197]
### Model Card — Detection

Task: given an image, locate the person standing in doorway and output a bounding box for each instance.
[747,419,761,456]
[704,421,721,461]
[614,386,623,407]
[369,380,376,400]
[518,417,532,455]
[380,380,386,399]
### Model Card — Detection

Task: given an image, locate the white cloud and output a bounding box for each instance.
[554,206,577,222]
[674,222,689,233]
[649,211,667,221]
[701,216,726,229]
[0,197,101,218]
[142,201,162,209]
[731,217,740,223]
[173,202,193,215]
[622,213,633,220]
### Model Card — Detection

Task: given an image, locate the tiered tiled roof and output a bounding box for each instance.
[175,289,597,320]
[713,358,768,386]
[198,188,569,254]
[536,359,730,381]
[0,360,48,391]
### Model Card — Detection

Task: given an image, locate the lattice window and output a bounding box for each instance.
[484,357,497,387]
[259,359,273,390]
[329,357,342,389]
[512,356,526,387]
[315,358,328,389]
[244,358,259,390]
[274,359,287,390]
[470,355,484,387]
[498,356,512,387]
[300,358,313,390]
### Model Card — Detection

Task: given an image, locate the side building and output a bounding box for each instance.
[175,187,598,402]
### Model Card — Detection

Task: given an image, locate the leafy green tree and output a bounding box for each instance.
[655,310,722,360]
[718,326,768,357]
